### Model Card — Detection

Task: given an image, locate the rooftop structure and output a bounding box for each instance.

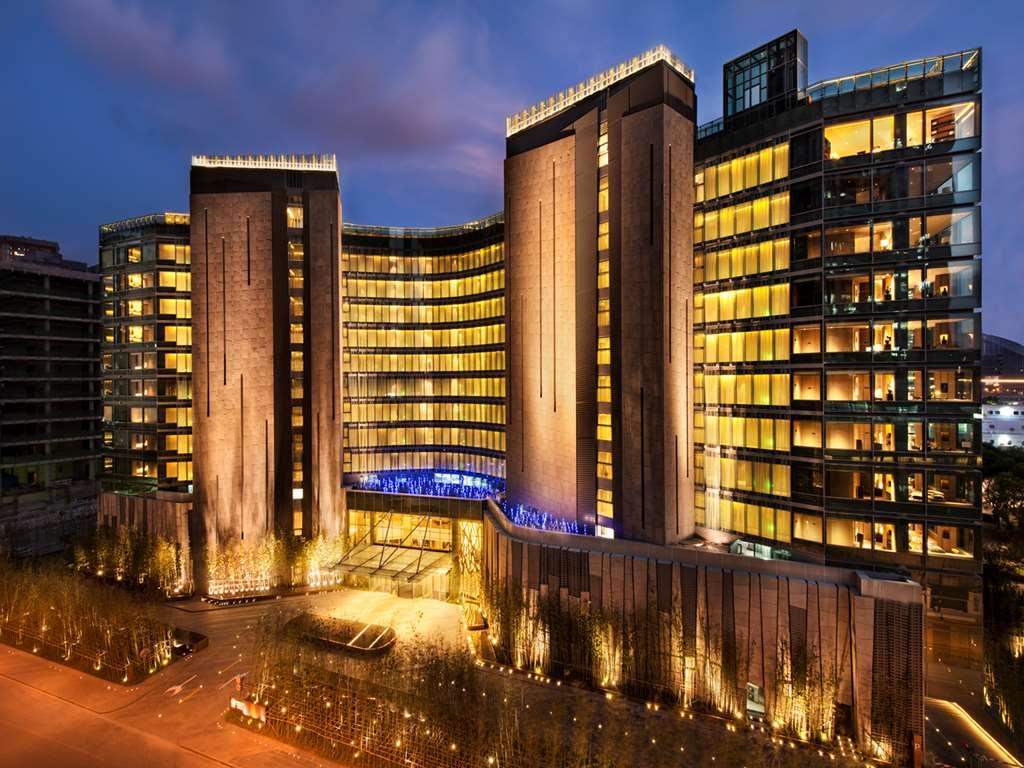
[99,212,190,235]
[506,45,693,137]
[190,153,337,172]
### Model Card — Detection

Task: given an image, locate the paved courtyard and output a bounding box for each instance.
[0,588,464,768]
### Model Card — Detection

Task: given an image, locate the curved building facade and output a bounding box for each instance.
[341,215,506,486]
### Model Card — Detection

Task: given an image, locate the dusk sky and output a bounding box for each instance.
[2,0,1020,337]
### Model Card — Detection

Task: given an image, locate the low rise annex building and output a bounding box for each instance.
[90,32,989,766]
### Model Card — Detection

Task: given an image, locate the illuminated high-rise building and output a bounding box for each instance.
[692,32,983,637]
[189,154,343,573]
[98,213,193,544]
[504,46,696,544]
[341,216,506,486]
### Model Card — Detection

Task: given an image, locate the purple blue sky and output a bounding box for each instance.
[1,0,1020,337]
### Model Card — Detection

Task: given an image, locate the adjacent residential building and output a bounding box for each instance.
[0,237,101,554]
[98,213,193,545]
[982,333,1024,397]
[692,33,983,626]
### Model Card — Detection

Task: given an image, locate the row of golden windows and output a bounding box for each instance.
[695,415,791,452]
[694,192,790,244]
[100,243,190,269]
[697,373,790,407]
[791,316,979,355]
[162,460,193,481]
[791,419,974,453]
[165,407,193,427]
[697,368,972,405]
[164,325,192,346]
[343,323,504,350]
[103,270,191,293]
[343,376,505,399]
[103,405,193,427]
[101,351,192,373]
[344,426,505,453]
[695,238,790,284]
[695,492,974,556]
[346,401,505,426]
[343,350,504,374]
[699,415,973,454]
[697,283,789,323]
[158,243,190,265]
[697,453,790,498]
[343,297,504,326]
[824,102,977,160]
[596,115,612,518]
[105,298,192,319]
[341,245,503,277]
[695,143,789,203]
[695,492,791,544]
[103,324,192,346]
[101,377,191,400]
[344,450,505,479]
[343,271,503,301]
[695,328,790,364]
[164,434,193,455]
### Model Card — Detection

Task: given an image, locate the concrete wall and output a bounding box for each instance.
[481,501,924,766]
[505,63,696,544]
[97,491,191,543]
[305,189,344,540]
[505,135,580,523]
[616,102,695,544]
[191,193,279,550]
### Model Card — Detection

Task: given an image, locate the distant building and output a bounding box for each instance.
[982,333,1024,397]
[0,234,61,264]
[983,400,1024,447]
[0,239,101,554]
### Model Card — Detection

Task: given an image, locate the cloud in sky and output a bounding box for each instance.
[48,0,234,97]
[5,0,1023,336]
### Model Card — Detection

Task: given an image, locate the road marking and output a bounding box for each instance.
[164,674,197,697]
[218,673,246,691]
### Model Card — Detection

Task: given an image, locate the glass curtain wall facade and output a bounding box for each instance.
[694,32,983,617]
[341,216,506,486]
[99,214,193,496]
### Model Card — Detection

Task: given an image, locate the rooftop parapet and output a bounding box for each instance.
[99,212,189,235]
[190,153,337,172]
[343,212,504,239]
[506,45,694,138]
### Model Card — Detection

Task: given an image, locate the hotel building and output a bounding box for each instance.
[0,238,101,554]
[98,213,193,543]
[188,154,343,573]
[691,32,983,628]
[84,33,989,763]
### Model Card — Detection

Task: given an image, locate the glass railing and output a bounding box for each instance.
[696,48,979,139]
[805,48,979,103]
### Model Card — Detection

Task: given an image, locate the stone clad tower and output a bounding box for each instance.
[504,49,697,544]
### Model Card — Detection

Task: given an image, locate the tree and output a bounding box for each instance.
[986,471,1024,530]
